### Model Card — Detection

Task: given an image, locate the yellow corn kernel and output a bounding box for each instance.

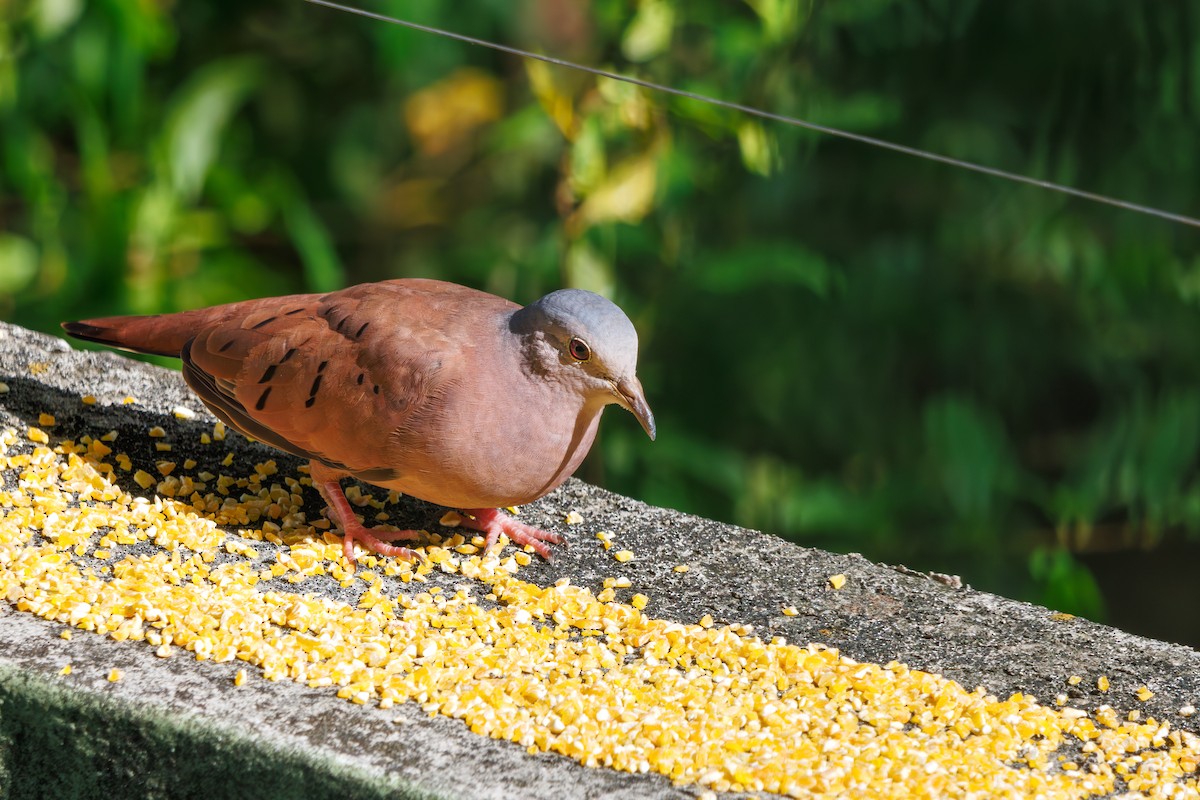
[828,573,847,590]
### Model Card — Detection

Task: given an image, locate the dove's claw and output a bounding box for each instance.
[314,472,420,569]
[460,507,563,560]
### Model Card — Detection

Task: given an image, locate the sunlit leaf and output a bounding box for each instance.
[736,120,781,176]
[621,0,674,62]
[163,58,262,201]
[569,147,659,233]
[32,0,83,39]
[525,60,576,138]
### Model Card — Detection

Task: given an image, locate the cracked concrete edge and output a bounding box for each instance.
[1,320,1200,799]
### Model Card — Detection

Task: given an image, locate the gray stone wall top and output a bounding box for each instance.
[1,320,1198,799]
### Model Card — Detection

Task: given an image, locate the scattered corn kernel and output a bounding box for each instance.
[673,564,689,573]
[0,382,8,394]
[60,664,72,676]
[1067,675,1082,686]
[132,470,155,489]
[173,406,196,420]
[1137,686,1155,702]
[108,669,123,682]
[781,606,799,617]
[38,413,56,426]
[27,427,48,444]
[631,593,648,610]
[1180,705,1196,717]
[60,630,72,640]
[148,426,166,438]
[613,549,634,563]
[439,511,462,527]
[1098,675,1110,692]
[81,394,96,405]
[155,442,172,452]
[121,395,137,404]
[828,573,847,590]
[234,669,247,687]
[213,422,226,441]
[565,510,584,525]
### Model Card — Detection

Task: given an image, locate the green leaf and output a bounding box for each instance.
[163,58,262,201]
[0,234,39,294]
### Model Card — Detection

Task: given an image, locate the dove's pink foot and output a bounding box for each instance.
[459,508,564,560]
[315,476,420,568]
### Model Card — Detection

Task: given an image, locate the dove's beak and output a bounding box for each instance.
[614,377,656,441]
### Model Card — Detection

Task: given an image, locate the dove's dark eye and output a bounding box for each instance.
[568,337,591,362]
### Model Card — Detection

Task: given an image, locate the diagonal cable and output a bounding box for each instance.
[301,0,1200,229]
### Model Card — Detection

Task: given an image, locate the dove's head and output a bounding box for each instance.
[511,288,655,440]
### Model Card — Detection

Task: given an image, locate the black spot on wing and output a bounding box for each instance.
[258,364,277,383]
[251,316,276,330]
[255,387,272,411]
[181,339,323,465]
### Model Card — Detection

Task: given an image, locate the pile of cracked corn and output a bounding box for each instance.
[2,420,1200,799]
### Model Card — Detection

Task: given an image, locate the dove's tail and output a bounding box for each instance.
[61,306,245,358]
[62,315,190,358]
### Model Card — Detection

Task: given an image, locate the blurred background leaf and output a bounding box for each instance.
[2,0,1200,645]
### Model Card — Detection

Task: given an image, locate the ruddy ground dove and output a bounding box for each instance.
[63,279,655,565]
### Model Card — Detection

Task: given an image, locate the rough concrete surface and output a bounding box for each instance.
[1,320,1198,799]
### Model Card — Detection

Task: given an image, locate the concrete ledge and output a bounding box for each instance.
[1,320,1199,798]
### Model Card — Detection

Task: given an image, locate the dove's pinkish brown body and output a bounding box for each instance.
[64,279,655,566]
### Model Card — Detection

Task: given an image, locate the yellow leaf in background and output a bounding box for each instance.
[569,150,658,234]
[621,0,675,62]
[404,68,504,157]
[525,60,576,138]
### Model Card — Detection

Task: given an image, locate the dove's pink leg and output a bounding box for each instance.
[459,508,564,560]
[312,472,420,567]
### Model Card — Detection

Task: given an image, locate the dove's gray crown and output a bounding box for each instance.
[513,289,640,369]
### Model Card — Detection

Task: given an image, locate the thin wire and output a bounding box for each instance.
[302,0,1200,229]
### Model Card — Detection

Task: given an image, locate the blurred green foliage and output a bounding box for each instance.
[3,0,1200,640]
